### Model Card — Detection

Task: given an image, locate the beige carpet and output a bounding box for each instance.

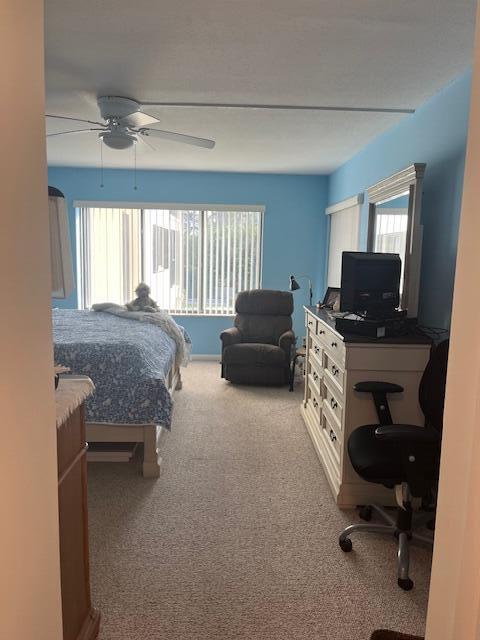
[88,362,431,640]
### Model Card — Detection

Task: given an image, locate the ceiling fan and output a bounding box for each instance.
[46,95,216,150]
[46,94,415,153]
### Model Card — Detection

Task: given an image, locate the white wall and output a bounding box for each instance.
[0,1,63,638]
[426,3,480,638]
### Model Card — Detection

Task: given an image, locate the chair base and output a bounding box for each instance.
[370,632,424,640]
[339,503,434,590]
[222,363,290,386]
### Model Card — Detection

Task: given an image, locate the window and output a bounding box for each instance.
[370,194,409,294]
[152,225,170,273]
[325,195,363,287]
[76,204,263,314]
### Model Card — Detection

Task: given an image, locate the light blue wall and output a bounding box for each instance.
[48,167,328,353]
[49,70,471,348]
[327,70,472,329]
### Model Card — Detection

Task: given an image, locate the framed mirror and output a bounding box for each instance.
[367,163,426,317]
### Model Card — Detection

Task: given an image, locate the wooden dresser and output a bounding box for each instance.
[56,377,100,640]
[301,306,431,508]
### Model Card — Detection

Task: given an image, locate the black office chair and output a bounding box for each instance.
[338,340,449,590]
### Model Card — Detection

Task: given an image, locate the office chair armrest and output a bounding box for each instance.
[220,327,242,347]
[375,425,440,444]
[279,330,296,360]
[354,381,404,394]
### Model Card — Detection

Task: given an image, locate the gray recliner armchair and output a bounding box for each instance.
[220,289,295,386]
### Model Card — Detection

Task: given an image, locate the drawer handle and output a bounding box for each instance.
[308,320,313,326]
[319,330,325,335]
[331,365,339,376]
[330,398,338,410]
[331,341,337,348]
[313,371,318,381]
[313,398,319,409]
[314,345,320,354]
[329,429,337,443]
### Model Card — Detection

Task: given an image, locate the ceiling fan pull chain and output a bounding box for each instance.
[133,142,138,191]
[100,139,104,188]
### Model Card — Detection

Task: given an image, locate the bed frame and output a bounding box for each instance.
[85,365,182,478]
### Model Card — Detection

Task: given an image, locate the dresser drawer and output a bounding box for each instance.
[324,351,344,394]
[305,313,317,334]
[309,345,323,374]
[307,356,323,396]
[321,410,341,464]
[307,380,322,422]
[317,324,345,366]
[309,333,323,361]
[323,378,343,428]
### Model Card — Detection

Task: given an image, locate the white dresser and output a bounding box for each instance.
[300,306,431,508]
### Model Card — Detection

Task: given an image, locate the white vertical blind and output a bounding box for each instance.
[202,209,262,314]
[77,206,141,308]
[77,205,263,314]
[326,200,361,287]
[373,207,408,293]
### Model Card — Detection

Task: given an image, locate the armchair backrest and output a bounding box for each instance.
[234,289,293,343]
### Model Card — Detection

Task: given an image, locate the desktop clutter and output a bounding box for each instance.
[318,252,414,339]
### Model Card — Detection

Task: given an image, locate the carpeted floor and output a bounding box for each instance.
[88,362,431,640]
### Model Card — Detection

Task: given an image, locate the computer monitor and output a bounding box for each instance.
[340,251,401,316]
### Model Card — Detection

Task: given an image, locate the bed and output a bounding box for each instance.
[52,309,189,477]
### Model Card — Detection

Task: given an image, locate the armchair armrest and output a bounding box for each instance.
[354,381,404,394]
[279,330,296,361]
[220,327,242,347]
[375,425,440,444]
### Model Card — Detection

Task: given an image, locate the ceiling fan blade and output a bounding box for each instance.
[139,128,215,149]
[46,114,105,126]
[141,101,415,115]
[137,134,157,151]
[118,111,161,128]
[47,128,105,138]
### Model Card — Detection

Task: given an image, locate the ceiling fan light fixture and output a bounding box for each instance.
[100,131,137,150]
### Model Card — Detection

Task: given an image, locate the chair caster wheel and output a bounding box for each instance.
[339,538,352,552]
[359,505,373,521]
[398,578,414,591]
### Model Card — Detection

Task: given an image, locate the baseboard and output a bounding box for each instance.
[191,354,221,361]
[77,608,100,640]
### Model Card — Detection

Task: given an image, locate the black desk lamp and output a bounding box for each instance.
[289,274,313,306]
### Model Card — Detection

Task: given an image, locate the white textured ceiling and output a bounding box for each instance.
[45,0,477,173]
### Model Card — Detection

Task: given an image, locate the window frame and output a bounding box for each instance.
[74,201,265,316]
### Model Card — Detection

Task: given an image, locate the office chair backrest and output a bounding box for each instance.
[418,339,449,433]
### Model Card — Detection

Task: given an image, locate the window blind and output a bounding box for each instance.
[76,205,263,314]
[326,199,361,288]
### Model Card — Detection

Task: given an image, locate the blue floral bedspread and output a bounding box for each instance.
[52,309,190,428]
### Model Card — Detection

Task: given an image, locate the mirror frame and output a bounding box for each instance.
[367,163,426,317]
